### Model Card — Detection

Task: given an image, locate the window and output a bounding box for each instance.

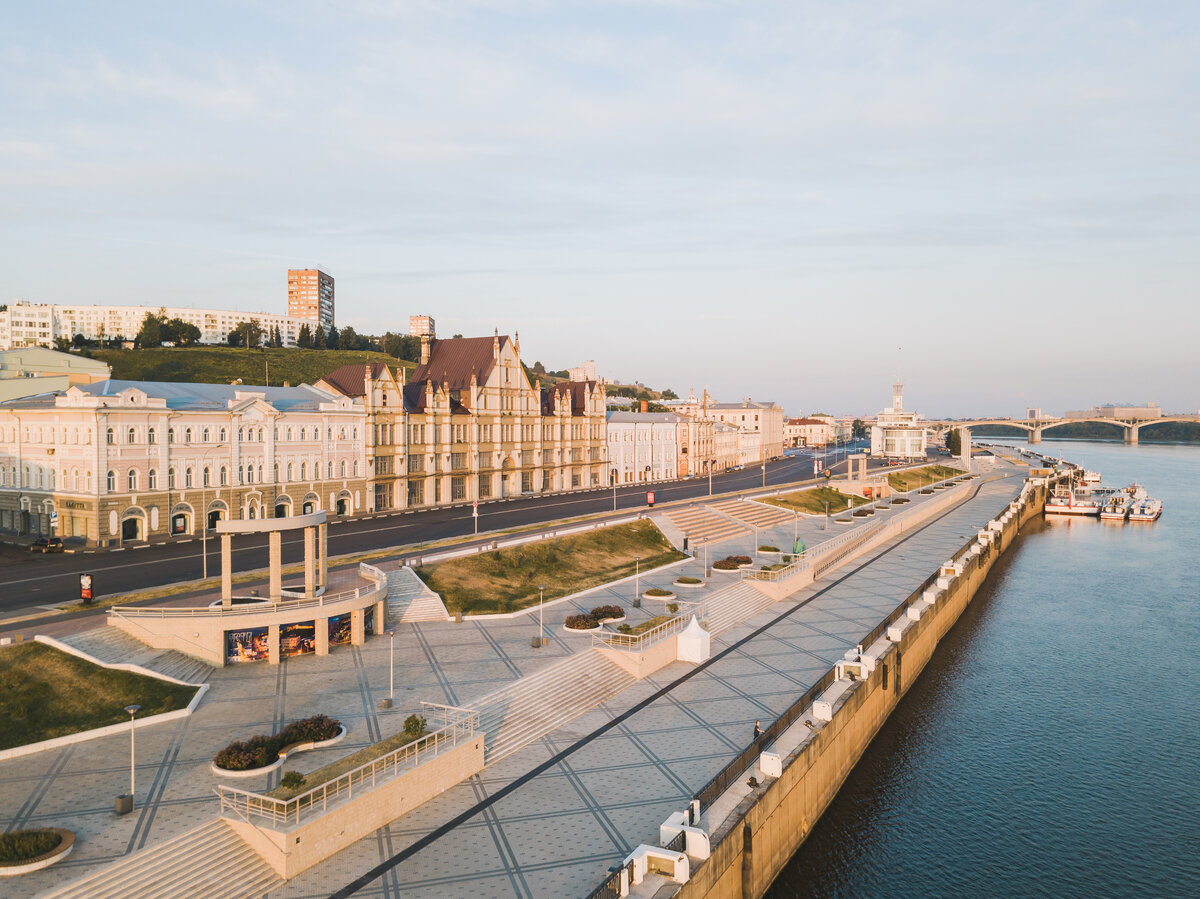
[185,428,192,444]
[203,467,211,487]
[300,462,308,480]
[408,455,424,474]
[168,468,176,488]
[148,469,157,489]
[353,460,359,477]
[185,468,194,488]
[258,464,263,482]
[127,427,136,444]
[451,452,467,470]
[287,462,294,480]
[219,428,227,442]
[107,470,116,492]
[168,428,174,444]
[478,475,491,499]
[148,427,156,445]
[327,461,333,478]
[106,427,114,445]
[129,468,141,490]
[340,460,347,477]
[220,466,228,486]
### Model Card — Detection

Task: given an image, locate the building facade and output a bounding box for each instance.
[870,383,927,460]
[0,347,110,402]
[783,417,830,447]
[408,315,436,339]
[287,269,335,331]
[606,412,683,484]
[0,380,367,546]
[673,392,786,463]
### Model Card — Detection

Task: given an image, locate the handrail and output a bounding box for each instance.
[593,614,687,652]
[215,706,479,828]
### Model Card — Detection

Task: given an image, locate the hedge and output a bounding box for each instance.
[213,714,342,771]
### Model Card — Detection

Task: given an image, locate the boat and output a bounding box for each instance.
[1045,487,1101,516]
[1100,493,1131,521]
[1128,497,1163,522]
[1081,470,1102,484]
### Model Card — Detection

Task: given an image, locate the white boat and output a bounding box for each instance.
[1046,487,1101,516]
[1081,470,1102,484]
[1128,497,1163,522]
[1099,493,1131,521]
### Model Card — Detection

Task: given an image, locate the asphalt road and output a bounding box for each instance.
[1,440,907,614]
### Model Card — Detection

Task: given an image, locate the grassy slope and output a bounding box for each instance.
[0,643,198,750]
[416,520,686,615]
[87,347,412,386]
[765,486,869,515]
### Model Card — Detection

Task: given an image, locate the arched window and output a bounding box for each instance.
[71,467,80,491]
[185,428,192,444]
[202,428,210,443]
[257,428,264,442]
[238,465,245,484]
[148,427,156,445]
[339,428,346,440]
[287,428,294,441]
[148,469,158,489]
[239,428,244,442]
[287,462,294,481]
[202,467,211,487]
[106,427,114,445]
[185,468,193,488]
[168,468,176,489]
[127,427,136,444]
[301,462,307,480]
[340,460,347,477]
[168,428,174,444]
[220,466,228,486]
[219,427,227,442]
[257,464,263,482]
[353,460,359,477]
[273,462,279,482]
[107,470,116,492]
[353,427,358,440]
[327,461,333,478]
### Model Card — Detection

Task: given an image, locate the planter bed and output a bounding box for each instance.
[211,716,345,778]
[563,621,603,633]
[642,588,676,600]
[673,578,705,589]
[0,829,75,877]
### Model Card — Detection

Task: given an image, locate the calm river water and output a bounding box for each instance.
[767,439,1200,899]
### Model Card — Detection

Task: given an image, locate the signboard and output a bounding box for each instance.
[79,573,94,604]
[328,614,352,646]
[50,511,59,528]
[226,627,269,663]
[646,491,656,507]
[472,501,478,517]
[280,621,316,658]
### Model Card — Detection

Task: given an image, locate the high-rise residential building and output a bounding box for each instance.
[408,315,436,339]
[288,269,335,330]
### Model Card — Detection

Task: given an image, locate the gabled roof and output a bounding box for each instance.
[542,380,597,416]
[319,363,392,399]
[411,336,508,389]
[402,381,469,415]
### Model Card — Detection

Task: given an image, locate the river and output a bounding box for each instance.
[767,439,1200,899]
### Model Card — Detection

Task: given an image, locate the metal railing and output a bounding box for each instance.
[111,564,386,618]
[215,702,478,828]
[583,859,633,899]
[592,614,687,652]
[664,829,687,854]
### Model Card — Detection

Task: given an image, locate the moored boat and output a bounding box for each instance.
[1046,487,1101,516]
[1128,497,1163,522]
[1100,493,1131,521]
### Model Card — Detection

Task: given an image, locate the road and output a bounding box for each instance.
[0,440,903,615]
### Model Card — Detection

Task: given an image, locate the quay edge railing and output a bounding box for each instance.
[215,702,479,828]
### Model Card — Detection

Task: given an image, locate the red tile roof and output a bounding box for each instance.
[318,363,391,398]
[411,336,507,389]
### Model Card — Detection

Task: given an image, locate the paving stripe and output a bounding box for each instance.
[6,745,74,831]
[474,621,523,679]
[469,777,529,899]
[266,655,289,791]
[352,645,383,743]
[127,714,190,853]
[544,737,631,855]
[411,622,459,706]
[330,477,993,897]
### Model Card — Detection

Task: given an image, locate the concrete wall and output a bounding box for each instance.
[680,480,1046,898]
[226,734,485,880]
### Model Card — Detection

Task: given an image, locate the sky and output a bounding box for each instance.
[3,1,1198,418]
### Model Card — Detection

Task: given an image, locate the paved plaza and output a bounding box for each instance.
[0,465,1025,898]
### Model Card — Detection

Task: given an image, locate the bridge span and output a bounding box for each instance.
[928,415,1200,445]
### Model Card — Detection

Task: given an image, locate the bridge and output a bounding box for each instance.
[928,414,1200,445]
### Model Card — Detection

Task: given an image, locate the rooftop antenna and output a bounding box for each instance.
[893,347,903,412]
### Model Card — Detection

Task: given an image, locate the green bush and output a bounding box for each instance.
[675,576,702,585]
[617,623,633,634]
[759,545,780,553]
[0,830,61,863]
[212,715,342,771]
[667,603,679,614]
[280,771,306,790]
[590,604,624,621]
[713,554,752,570]
[403,714,427,739]
[644,588,673,597]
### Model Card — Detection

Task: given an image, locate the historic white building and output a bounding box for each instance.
[870,382,928,460]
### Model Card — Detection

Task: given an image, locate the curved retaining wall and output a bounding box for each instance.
[678,479,1049,898]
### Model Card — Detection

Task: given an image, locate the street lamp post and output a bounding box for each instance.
[381,630,395,709]
[708,457,714,496]
[753,524,759,562]
[538,584,546,647]
[117,704,141,814]
[634,557,641,608]
[761,458,766,488]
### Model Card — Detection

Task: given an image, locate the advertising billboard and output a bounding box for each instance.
[280,621,316,657]
[328,614,351,646]
[226,627,269,664]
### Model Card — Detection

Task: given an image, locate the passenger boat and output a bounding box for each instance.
[1099,493,1131,521]
[1128,497,1163,522]
[1045,487,1101,516]
[1081,470,1102,484]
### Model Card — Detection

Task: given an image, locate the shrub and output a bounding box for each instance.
[675,576,702,585]
[617,623,633,634]
[590,604,624,621]
[713,554,753,570]
[403,714,427,739]
[759,545,780,553]
[782,555,792,563]
[644,588,673,597]
[667,603,679,614]
[0,830,61,863]
[280,771,306,790]
[564,613,599,630]
[212,715,342,770]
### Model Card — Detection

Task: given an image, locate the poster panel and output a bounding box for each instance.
[280,621,316,657]
[226,627,269,664]
[328,614,351,646]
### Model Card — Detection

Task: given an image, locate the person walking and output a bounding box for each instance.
[753,719,762,740]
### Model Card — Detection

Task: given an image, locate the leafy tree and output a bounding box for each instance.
[325,325,339,349]
[136,312,163,349]
[166,318,201,346]
[53,337,72,352]
[228,319,263,349]
[661,388,678,400]
[451,333,463,339]
[313,324,326,349]
[297,323,313,349]
[337,325,359,350]
[946,428,962,455]
[852,418,867,439]
[71,332,88,349]
[532,361,546,375]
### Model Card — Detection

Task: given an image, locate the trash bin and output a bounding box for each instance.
[115,794,133,815]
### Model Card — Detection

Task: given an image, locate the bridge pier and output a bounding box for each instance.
[1028,426,1042,444]
[1125,424,1139,445]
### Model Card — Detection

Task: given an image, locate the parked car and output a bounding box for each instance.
[29,537,64,553]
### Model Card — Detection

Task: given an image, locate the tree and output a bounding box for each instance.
[451,333,463,339]
[661,388,678,400]
[166,318,200,346]
[53,337,72,352]
[297,323,313,348]
[337,325,358,350]
[228,319,263,349]
[325,325,339,349]
[532,361,546,375]
[136,312,163,349]
[71,333,88,349]
[946,428,962,455]
[852,418,867,439]
[313,324,326,349]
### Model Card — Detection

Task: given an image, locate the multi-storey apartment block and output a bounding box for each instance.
[287,269,335,331]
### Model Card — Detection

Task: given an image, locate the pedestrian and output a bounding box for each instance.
[753,719,762,740]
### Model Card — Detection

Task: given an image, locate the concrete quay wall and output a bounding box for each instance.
[680,479,1048,899]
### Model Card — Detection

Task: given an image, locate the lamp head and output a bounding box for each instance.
[125,704,141,716]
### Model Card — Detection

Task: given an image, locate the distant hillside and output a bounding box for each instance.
[85,347,413,387]
[974,421,1200,443]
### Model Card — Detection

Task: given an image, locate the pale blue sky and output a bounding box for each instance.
[3,1,1198,417]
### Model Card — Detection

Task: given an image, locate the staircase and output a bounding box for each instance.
[475,649,635,764]
[701,582,777,636]
[664,505,749,546]
[58,628,213,684]
[711,498,794,530]
[41,819,281,899]
[386,568,451,623]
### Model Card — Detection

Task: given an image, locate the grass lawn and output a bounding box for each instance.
[764,486,869,515]
[416,520,686,615]
[887,464,963,492]
[268,728,424,800]
[87,346,413,386]
[0,643,199,751]
[620,615,674,636]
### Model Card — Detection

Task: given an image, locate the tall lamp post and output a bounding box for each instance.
[634,557,641,608]
[538,584,546,647]
[198,443,229,580]
[118,704,140,814]
[381,630,396,709]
